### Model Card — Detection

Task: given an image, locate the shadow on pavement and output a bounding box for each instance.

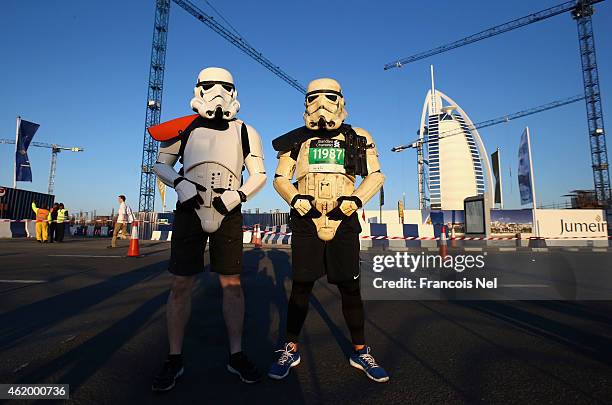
[22,289,169,404]
[0,260,167,352]
[459,301,612,365]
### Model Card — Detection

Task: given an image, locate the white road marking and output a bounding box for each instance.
[48,255,124,258]
[464,247,483,252]
[61,335,77,344]
[498,248,517,252]
[13,362,29,373]
[0,279,47,284]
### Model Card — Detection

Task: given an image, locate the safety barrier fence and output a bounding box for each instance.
[359,235,612,240]
[2,219,611,245]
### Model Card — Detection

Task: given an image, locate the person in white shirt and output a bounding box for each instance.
[109,194,134,248]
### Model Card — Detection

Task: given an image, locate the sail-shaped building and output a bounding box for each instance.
[418,68,494,210]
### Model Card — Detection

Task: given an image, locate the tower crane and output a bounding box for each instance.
[139,0,306,212]
[0,139,84,194]
[384,0,610,207]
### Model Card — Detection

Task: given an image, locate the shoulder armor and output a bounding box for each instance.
[272,124,352,152]
[272,126,308,152]
[148,114,199,141]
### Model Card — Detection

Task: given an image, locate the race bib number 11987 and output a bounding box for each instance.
[308,139,345,166]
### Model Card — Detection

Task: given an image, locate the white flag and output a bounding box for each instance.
[517,128,533,205]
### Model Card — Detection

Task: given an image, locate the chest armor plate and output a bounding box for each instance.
[294,134,357,242]
[182,123,243,177]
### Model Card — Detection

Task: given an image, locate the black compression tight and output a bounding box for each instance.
[286,280,365,345]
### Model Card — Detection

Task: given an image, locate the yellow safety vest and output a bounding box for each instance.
[57,209,67,223]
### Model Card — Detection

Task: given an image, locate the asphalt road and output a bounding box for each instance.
[0,238,611,404]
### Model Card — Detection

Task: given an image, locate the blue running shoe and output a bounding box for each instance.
[349,346,389,383]
[268,343,301,380]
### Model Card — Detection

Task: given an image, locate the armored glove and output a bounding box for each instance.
[174,177,205,210]
[326,196,362,220]
[212,189,246,215]
[290,194,322,218]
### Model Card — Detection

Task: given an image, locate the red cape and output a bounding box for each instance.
[147,114,199,141]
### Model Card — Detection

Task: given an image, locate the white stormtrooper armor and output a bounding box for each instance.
[151,68,266,233]
[273,78,384,241]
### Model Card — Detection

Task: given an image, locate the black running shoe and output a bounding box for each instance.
[152,359,184,392]
[227,352,261,384]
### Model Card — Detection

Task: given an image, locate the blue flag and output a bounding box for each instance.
[517,128,533,205]
[15,118,39,182]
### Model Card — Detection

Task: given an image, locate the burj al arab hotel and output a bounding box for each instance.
[418,68,494,210]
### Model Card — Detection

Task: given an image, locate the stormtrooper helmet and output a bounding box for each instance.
[303,78,348,131]
[190,67,240,120]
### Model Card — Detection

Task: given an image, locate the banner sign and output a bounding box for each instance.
[517,128,533,205]
[15,118,40,182]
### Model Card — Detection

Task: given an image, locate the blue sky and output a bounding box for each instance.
[1,0,611,215]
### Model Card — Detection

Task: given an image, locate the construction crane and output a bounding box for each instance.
[391,93,586,209]
[0,139,84,194]
[139,0,306,212]
[384,0,610,207]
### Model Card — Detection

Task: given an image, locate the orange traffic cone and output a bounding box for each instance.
[439,225,448,258]
[252,224,262,249]
[127,221,141,257]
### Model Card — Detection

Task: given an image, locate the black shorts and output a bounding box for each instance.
[169,206,243,277]
[290,210,361,284]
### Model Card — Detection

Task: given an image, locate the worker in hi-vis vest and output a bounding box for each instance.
[31,201,50,243]
[55,203,68,242]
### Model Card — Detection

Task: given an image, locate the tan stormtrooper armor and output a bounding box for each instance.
[152,67,266,233]
[273,78,384,241]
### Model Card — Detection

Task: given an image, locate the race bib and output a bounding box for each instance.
[308,139,346,173]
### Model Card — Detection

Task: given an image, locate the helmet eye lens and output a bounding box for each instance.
[306,93,339,103]
[197,81,234,92]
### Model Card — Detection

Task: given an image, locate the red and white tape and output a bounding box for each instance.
[359,235,611,241]
[2,219,610,240]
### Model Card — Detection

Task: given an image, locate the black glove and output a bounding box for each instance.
[326,196,363,220]
[212,189,246,215]
[177,193,204,211]
[290,194,322,218]
[174,177,205,211]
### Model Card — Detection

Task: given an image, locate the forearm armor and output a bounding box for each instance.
[153,139,181,187]
[273,152,299,205]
